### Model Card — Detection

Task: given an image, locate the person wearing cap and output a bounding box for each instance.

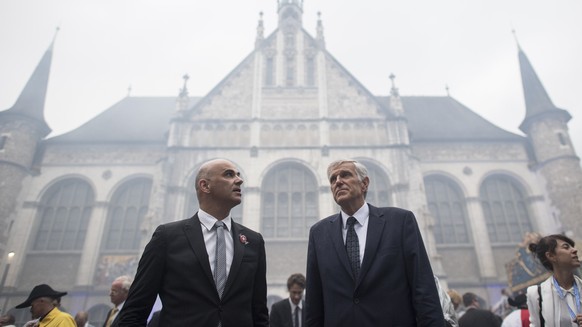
[500,294,529,327]
[15,284,76,327]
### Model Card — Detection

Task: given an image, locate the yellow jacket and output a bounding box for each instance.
[39,307,76,327]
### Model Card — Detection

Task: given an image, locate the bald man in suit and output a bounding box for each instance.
[113,159,268,326]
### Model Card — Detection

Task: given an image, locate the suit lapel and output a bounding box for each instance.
[223,221,245,298]
[357,204,385,287]
[284,300,293,326]
[183,214,215,287]
[330,213,354,280]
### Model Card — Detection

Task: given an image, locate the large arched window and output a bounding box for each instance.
[33,178,94,251]
[480,175,533,244]
[102,178,152,250]
[359,161,391,207]
[424,175,471,244]
[261,163,318,239]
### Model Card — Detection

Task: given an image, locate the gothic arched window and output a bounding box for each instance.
[424,175,471,244]
[480,175,533,244]
[102,178,152,250]
[33,178,94,251]
[261,163,318,239]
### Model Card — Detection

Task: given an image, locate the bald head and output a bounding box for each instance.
[194,159,243,219]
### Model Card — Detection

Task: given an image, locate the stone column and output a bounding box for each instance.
[465,196,497,278]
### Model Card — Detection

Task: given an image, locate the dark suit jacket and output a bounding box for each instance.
[112,214,269,327]
[305,204,444,327]
[458,308,501,327]
[270,299,305,327]
[102,308,118,327]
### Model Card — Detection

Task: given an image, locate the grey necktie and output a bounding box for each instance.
[214,221,227,298]
[346,217,360,279]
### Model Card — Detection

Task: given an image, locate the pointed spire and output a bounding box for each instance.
[518,44,571,132]
[316,11,325,48]
[255,12,265,49]
[179,74,189,98]
[176,74,190,113]
[278,0,303,31]
[389,73,404,117]
[511,29,521,51]
[389,73,399,97]
[5,28,57,136]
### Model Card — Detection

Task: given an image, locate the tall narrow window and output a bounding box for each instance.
[557,132,568,146]
[33,178,94,251]
[265,57,275,86]
[480,175,533,244]
[424,175,470,244]
[286,57,295,86]
[305,56,316,86]
[103,178,152,250]
[261,163,318,239]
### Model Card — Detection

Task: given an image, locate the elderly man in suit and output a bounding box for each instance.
[270,273,306,327]
[113,158,268,326]
[103,275,132,327]
[306,159,444,327]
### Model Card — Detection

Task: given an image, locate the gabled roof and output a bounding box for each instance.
[46,97,198,143]
[380,96,524,142]
[48,94,522,144]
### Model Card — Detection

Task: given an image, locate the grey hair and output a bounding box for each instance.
[327,159,368,182]
[114,275,134,292]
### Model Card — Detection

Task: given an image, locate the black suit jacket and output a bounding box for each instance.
[305,204,444,327]
[458,308,501,327]
[112,214,269,327]
[270,299,305,327]
[102,308,115,327]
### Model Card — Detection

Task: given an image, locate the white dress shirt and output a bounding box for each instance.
[198,209,234,277]
[288,298,303,327]
[341,203,369,263]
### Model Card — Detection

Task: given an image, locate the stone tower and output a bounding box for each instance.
[0,39,53,264]
[518,45,582,239]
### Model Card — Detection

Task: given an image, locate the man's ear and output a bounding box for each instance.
[362,176,370,191]
[199,179,210,193]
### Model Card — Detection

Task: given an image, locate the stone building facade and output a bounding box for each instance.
[1,0,581,324]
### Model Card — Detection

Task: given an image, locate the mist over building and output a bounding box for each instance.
[1,0,581,325]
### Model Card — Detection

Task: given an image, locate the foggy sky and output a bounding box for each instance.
[0,0,581,154]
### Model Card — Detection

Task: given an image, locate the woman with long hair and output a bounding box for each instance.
[526,234,582,326]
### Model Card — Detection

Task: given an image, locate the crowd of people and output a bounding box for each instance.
[0,158,580,327]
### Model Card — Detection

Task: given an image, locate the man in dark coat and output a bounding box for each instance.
[306,159,444,327]
[113,159,268,327]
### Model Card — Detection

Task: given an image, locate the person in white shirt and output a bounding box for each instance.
[501,294,529,327]
[526,234,582,327]
[270,273,306,327]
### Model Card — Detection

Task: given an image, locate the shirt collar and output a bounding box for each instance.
[288,298,303,310]
[198,209,232,232]
[341,203,369,230]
